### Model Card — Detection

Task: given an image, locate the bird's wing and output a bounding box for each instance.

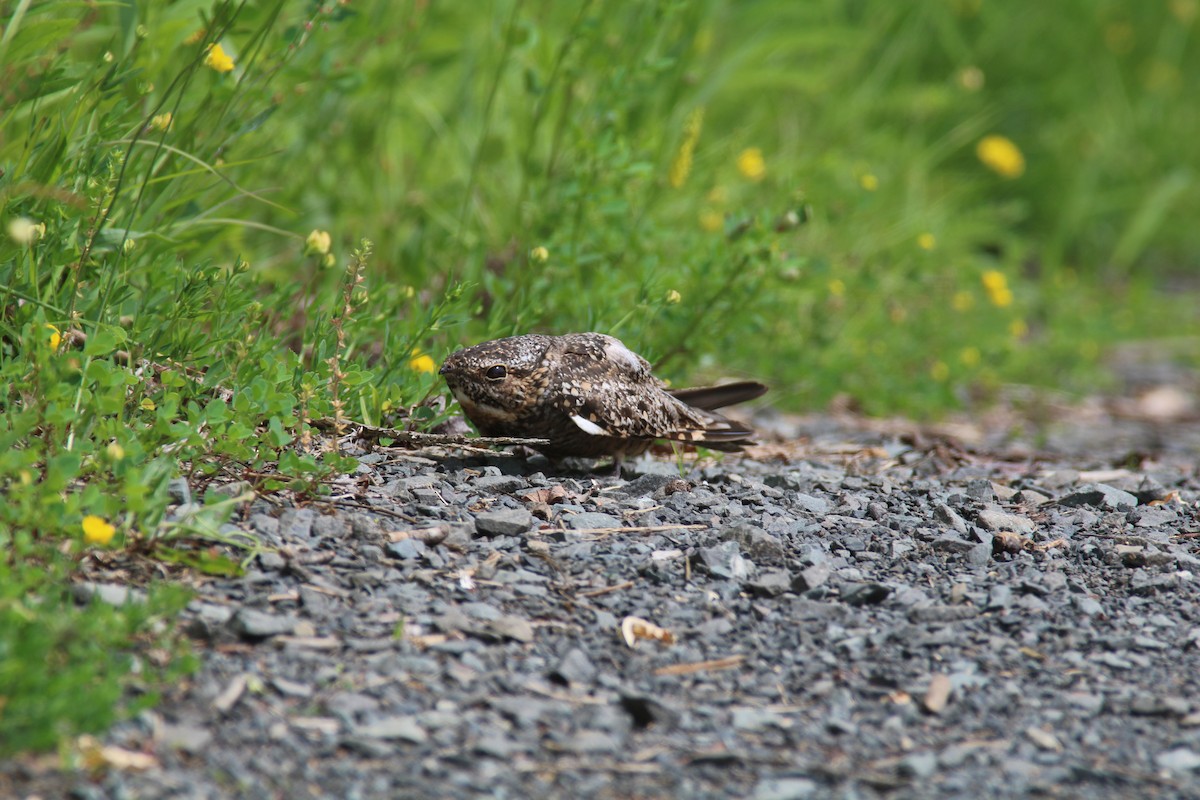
[564,385,756,450]
[668,381,767,411]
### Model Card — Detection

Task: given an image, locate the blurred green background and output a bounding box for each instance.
[1,0,1198,754]
[7,0,1198,419]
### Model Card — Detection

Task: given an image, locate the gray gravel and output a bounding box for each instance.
[7,419,1200,800]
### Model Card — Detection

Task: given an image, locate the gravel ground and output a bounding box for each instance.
[7,403,1200,800]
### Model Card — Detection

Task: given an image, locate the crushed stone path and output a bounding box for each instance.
[6,417,1200,800]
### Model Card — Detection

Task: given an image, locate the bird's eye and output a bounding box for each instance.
[485,364,507,381]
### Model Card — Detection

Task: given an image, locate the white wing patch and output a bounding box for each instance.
[570,414,609,436]
[601,336,649,375]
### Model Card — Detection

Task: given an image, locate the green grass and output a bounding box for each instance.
[1,0,1197,757]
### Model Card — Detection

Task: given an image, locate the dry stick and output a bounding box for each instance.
[310,417,550,449]
[578,581,634,598]
[564,524,707,537]
[653,654,746,676]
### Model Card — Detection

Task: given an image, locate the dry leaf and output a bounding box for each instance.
[388,526,448,545]
[923,673,952,714]
[78,735,158,772]
[519,485,569,505]
[620,616,675,648]
[992,531,1027,554]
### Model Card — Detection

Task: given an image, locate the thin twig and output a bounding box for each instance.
[578,581,634,598]
[562,523,707,537]
[654,654,746,676]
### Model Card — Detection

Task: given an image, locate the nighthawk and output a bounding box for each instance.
[439,333,766,468]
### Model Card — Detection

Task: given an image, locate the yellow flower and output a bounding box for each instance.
[1171,0,1198,23]
[859,173,879,192]
[305,229,332,256]
[951,291,974,312]
[930,361,950,381]
[7,217,44,245]
[981,270,1013,307]
[699,209,723,232]
[917,233,936,251]
[957,66,985,92]
[529,246,549,264]
[736,148,766,182]
[669,108,705,188]
[45,324,61,350]
[1104,23,1134,55]
[204,43,235,73]
[82,515,116,546]
[664,289,682,305]
[827,279,845,297]
[1009,318,1029,339]
[106,442,126,460]
[976,135,1025,179]
[981,270,1006,292]
[150,112,173,132]
[959,346,981,366]
[409,352,436,374]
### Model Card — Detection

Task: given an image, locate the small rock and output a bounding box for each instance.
[935,504,968,534]
[72,582,146,607]
[793,563,832,592]
[619,694,680,730]
[1024,726,1062,752]
[257,552,286,571]
[230,608,298,640]
[748,569,792,597]
[563,730,620,753]
[551,647,596,686]
[474,474,527,493]
[1058,483,1138,510]
[272,677,313,698]
[167,477,192,505]
[386,538,426,559]
[475,509,533,536]
[565,512,622,530]
[753,777,818,800]
[967,543,992,566]
[976,506,1035,534]
[1156,748,1200,773]
[731,707,780,732]
[160,722,213,753]
[279,507,316,539]
[793,494,831,515]
[1014,489,1052,506]
[356,716,428,744]
[933,536,977,554]
[609,473,677,498]
[908,605,977,623]
[898,751,938,778]
[476,734,524,758]
[721,523,785,563]
[841,583,891,606]
[491,616,536,643]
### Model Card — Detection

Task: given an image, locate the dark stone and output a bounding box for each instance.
[475,509,533,536]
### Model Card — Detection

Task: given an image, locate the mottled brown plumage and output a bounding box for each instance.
[439,333,766,466]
